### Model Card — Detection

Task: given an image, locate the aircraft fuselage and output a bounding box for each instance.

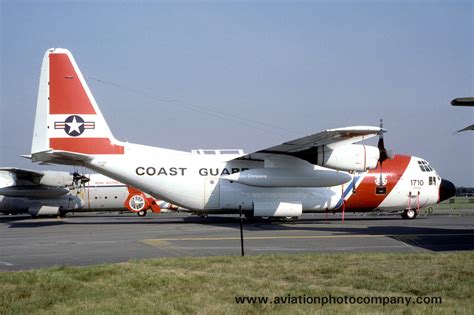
[87,149,443,215]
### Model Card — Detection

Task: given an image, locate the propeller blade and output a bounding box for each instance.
[378,119,388,164]
[73,172,90,184]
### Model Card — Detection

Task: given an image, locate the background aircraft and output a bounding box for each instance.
[451,97,473,132]
[0,168,178,217]
[29,48,456,220]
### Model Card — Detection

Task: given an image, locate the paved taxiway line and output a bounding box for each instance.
[142,232,474,242]
[140,240,193,257]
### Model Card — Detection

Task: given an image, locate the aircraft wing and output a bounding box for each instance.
[0,168,72,197]
[234,126,383,162]
[451,97,474,106]
[0,167,45,183]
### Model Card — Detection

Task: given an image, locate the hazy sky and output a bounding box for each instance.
[1,1,473,186]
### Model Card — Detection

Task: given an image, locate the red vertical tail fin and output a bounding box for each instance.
[32,48,124,157]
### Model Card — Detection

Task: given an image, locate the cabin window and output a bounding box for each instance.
[418,160,433,172]
[376,186,387,195]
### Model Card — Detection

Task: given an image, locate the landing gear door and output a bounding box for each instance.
[204,179,220,209]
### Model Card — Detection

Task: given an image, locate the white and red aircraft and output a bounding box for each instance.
[0,168,178,217]
[28,48,455,220]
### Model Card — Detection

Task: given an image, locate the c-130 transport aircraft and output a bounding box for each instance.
[0,168,179,217]
[28,48,455,220]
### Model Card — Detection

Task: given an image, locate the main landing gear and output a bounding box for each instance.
[401,209,417,220]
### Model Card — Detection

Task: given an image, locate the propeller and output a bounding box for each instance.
[73,172,90,185]
[377,119,391,188]
[72,172,90,197]
[377,119,388,165]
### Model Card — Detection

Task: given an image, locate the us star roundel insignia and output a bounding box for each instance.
[54,115,95,137]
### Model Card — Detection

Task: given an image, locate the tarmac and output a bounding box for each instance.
[1,212,473,270]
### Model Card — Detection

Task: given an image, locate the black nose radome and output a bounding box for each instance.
[439,179,456,203]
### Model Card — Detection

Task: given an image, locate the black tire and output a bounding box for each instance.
[282,216,299,222]
[137,210,147,217]
[401,209,417,220]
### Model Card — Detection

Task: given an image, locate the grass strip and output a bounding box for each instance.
[1,252,473,314]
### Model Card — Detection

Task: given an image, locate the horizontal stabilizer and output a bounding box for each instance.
[31,150,93,166]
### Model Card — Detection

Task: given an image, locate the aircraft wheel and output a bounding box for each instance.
[282,216,299,222]
[137,210,147,217]
[401,209,417,220]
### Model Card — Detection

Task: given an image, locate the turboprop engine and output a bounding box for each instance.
[316,144,380,172]
[37,171,75,187]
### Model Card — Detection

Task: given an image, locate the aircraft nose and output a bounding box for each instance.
[439,179,456,203]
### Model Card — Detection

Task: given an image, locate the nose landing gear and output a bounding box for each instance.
[401,208,417,220]
[137,210,147,217]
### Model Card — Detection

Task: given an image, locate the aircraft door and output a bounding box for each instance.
[204,179,220,209]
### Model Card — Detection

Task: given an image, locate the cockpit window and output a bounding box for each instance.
[418,160,433,172]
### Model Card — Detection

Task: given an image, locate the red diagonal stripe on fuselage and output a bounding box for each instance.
[50,138,124,154]
[345,155,411,211]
